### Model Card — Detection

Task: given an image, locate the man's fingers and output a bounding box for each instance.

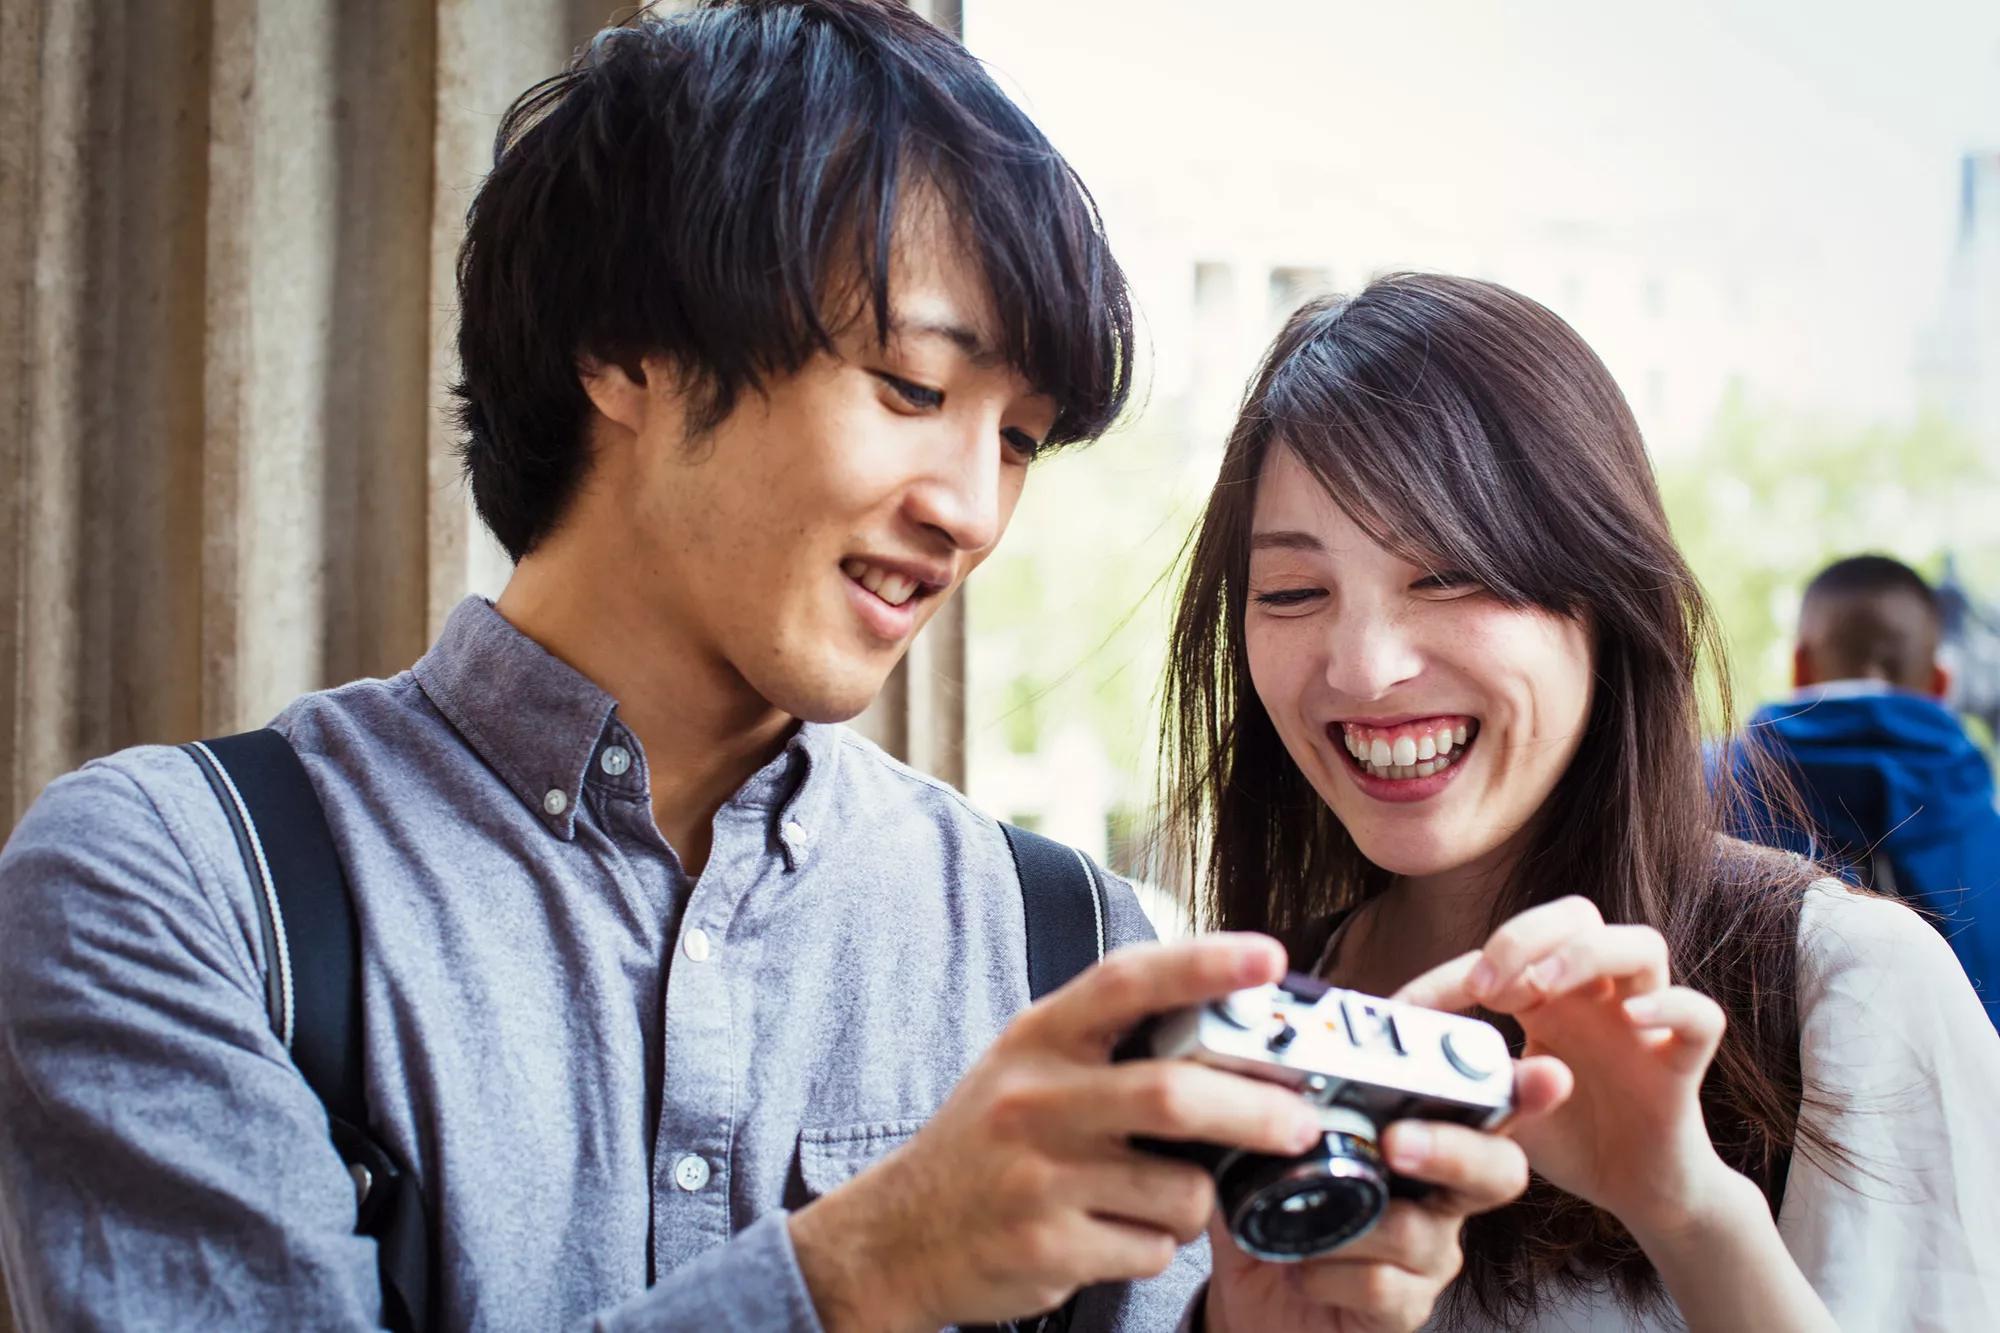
[1072,1153,1217,1246]
[1379,1121,1531,1214]
[1068,1214,1185,1285]
[1030,934,1287,1050]
[1328,1198,1463,1277]
[1621,986,1726,1074]
[1292,1256,1438,1326]
[1090,1060,1324,1157]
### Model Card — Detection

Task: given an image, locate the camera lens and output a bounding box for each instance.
[1217,1108,1388,1262]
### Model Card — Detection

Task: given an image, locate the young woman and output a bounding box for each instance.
[1163,273,2000,1331]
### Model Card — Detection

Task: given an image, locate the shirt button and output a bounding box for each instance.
[599,745,632,777]
[542,789,568,816]
[672,1154,710,1192]
[683,927,712,962]
[782,820,810,845]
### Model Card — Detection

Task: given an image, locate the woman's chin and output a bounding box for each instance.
[1350,834,1481,882]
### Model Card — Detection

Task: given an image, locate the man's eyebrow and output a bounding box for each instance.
[889,317,1001,370]
[1249,530,1325,553]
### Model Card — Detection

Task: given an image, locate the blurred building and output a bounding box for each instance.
[1098,159,1825,465]
[1918,151,2000,446]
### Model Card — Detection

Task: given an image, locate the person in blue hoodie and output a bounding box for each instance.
[1731,553,2000,1024]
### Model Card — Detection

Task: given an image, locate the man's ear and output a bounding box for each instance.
[1931,659,1954,702]
[578,354,651,436]
[1791,643,1816,691]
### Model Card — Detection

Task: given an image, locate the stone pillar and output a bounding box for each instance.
[0,0,610,829]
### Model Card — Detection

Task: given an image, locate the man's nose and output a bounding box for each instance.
[903,421,1003,554]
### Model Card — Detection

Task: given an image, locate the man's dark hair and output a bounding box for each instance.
[452,0,1134,562]
[1799,554,1942,690]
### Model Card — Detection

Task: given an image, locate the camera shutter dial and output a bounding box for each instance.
[1440,1026,1506,1081]
[1215,984,1280,1031]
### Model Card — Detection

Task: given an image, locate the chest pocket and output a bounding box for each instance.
[791,1118,1074,1333]
[792,1118,926,1205]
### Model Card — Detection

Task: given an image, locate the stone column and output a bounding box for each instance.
[0,0,610,830]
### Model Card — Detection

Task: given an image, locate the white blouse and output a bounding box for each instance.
[1434,883,2000,1330]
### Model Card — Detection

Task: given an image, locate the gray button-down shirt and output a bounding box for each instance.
[0,598,1204,1331]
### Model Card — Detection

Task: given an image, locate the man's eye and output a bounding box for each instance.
[876,373,944,410]
[1002,427,1045,462]
[1251,588,1325,608]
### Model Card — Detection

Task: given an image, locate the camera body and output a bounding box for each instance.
[1116,971,1513,1262]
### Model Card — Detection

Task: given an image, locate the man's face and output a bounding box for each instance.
[613,214,1058,723]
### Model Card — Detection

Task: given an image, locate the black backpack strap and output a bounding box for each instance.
[1001,822,1107,1002]
[992,824,1112,1333]
[181,729,430,1333]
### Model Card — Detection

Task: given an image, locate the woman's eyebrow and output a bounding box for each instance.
[1249,530,1325,553]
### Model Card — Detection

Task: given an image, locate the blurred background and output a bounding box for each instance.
[956,0,2000,930]
[3,0,1996,910]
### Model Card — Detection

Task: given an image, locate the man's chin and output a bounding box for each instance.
[760,665,901,727]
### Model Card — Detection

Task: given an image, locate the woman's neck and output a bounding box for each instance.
[1328,844,1526,994]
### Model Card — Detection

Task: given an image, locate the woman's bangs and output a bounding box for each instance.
[1261,353,1566,612]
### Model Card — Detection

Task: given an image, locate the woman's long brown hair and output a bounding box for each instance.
[1162,273,1837,1322]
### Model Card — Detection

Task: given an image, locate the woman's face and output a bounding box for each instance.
[1243,445,1596,884]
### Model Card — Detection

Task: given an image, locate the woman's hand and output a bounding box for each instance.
[1205,1059,1571,1333]
[1393,895,1738,1240]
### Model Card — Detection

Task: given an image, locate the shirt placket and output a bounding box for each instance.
[648,804,770,1275]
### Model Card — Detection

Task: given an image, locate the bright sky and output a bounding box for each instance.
[967,0,2000,422]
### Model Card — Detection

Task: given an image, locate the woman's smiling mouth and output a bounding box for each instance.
[1327,716,1481,801]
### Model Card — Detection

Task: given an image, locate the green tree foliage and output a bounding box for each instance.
[1657,386,2000,729]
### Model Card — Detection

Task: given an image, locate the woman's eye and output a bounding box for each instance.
[1001,427,1045,463]
[1414,571,1478,593]
[1251,588,1325,608]
[876,373,944,410]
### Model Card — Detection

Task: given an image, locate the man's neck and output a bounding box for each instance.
[494,557,795,878]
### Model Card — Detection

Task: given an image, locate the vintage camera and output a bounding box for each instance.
[1114,972,1513,1262]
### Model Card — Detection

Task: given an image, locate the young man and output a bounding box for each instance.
[1733,554,2000,1024]
[0,4,1542,1328]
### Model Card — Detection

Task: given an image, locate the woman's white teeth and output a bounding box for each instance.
[1342,720,1475,781]
[842,558,919,607]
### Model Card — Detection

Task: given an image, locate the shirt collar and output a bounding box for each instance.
[413,598,617,840]
[413,596,845,857]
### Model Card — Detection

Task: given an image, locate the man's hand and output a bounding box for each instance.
[788,934,1324,1332]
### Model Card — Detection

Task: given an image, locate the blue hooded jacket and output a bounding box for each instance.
[1730,684,2000,1026]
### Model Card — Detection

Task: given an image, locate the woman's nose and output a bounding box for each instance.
[1322,612,1423,701]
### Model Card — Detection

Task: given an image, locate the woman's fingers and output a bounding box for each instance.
[1621,985,1727,1073]
[1394,898,1676,1016]
[1486,923,1670,1011]
[1506,1053,1574,1123]
[1391,949,1486,1012]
